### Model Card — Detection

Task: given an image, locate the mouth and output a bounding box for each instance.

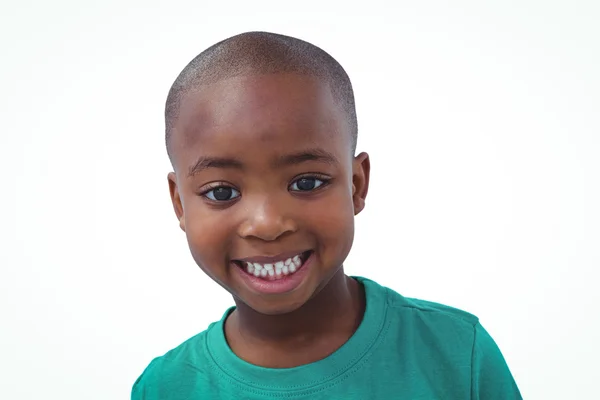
[232,250,313,281]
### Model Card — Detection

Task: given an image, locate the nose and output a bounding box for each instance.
[237,198,297,241]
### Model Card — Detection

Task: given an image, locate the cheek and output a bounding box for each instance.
[183,205,232,269]
[304,190,355,255]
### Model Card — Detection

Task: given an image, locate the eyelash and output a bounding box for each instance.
[288,174,331,193]
[199,183,241,203]
[198,174,331,203]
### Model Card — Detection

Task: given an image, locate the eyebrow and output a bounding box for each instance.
[188,156,244,176]
[187,148,338,177]
[274,149,339,167]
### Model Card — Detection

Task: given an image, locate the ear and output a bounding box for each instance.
[352,152,370,215]
[168,172,186,231]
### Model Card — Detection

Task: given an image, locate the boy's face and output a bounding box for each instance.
[168,73,369,315]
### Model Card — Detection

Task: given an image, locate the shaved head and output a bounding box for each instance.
[165,31,358,159]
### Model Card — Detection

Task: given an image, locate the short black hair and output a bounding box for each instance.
[165,31,358,159]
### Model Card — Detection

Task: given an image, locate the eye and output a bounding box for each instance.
[203,186,240,201]
[289,176,326,192]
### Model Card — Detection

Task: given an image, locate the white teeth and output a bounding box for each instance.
[242,253,307,279]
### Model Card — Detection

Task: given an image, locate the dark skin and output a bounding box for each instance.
[168,73,370,368]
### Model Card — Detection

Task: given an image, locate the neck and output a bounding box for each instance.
[231,269,364,344]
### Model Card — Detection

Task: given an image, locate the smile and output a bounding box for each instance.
[234,251,312,281]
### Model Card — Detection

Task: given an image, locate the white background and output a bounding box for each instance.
[1,1,598,399]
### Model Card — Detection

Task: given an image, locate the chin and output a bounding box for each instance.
[238,291,313,316]
[255,302,306,316]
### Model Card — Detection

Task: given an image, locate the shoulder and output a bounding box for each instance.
[131,327,214,399]
[360,276,480,330]
[388,290,479,327]
[378,280,479,358]
[362,277,522,399]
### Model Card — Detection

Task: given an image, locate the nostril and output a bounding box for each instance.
[236,213,297,242]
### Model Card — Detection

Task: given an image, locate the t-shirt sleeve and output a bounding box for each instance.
[131,359,158,400]
[471,322,522,400]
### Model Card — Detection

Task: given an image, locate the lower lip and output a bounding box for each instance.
[233,253,313,295]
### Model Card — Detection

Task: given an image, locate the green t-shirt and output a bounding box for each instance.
[132,277,522,399]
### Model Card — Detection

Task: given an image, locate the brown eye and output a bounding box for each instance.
[204,186,240,201]
[289,177,325,192]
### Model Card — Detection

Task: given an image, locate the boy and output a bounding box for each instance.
[132,31,522,399]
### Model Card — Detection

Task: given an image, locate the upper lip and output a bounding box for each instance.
[234,250,311,264]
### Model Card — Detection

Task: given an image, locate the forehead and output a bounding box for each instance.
[170,74,351,167]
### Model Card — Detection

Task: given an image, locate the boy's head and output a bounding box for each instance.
[166,32,370,315]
